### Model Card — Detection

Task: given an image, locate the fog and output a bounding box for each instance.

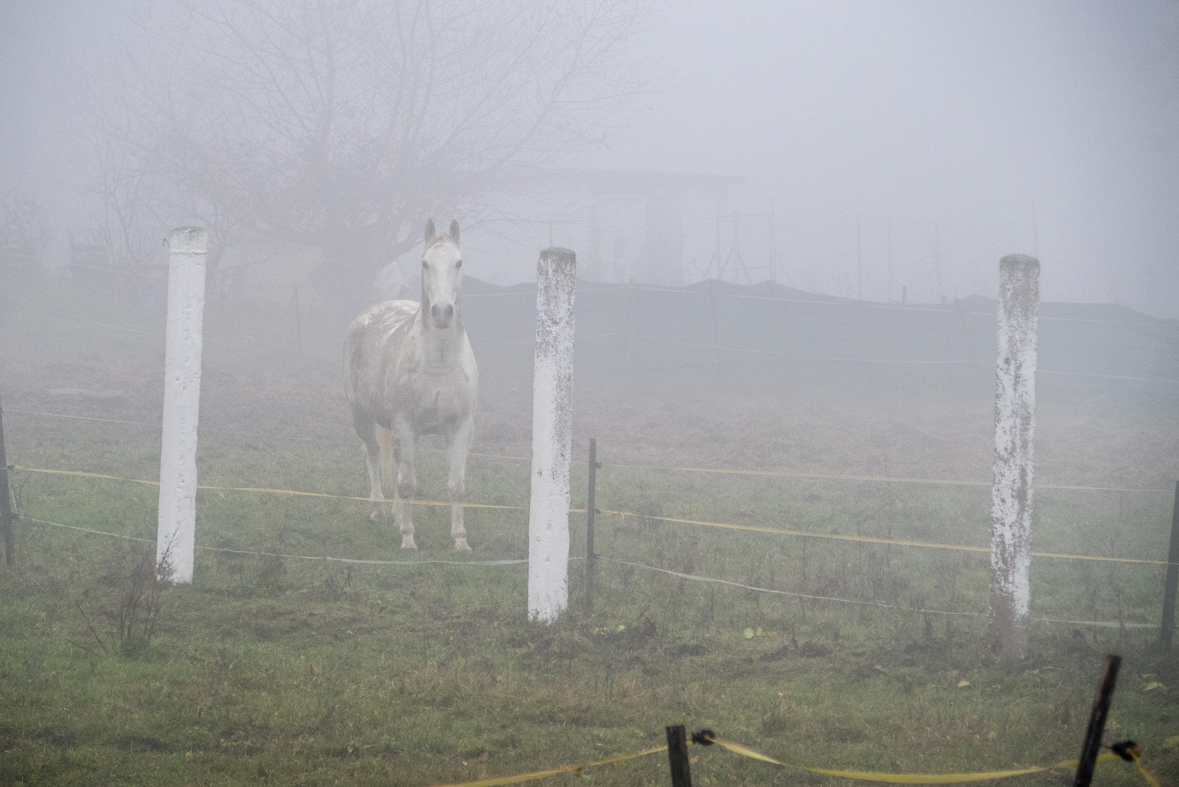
[595,0,1179,314]
[2,0,1178,315]
[2,4,1179,780]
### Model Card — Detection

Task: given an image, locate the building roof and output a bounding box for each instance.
[496,167,744,196]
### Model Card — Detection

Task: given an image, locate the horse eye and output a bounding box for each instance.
[421,259,428,268]
[456,259,462,269]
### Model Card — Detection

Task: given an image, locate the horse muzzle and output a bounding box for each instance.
[430,302,454,329]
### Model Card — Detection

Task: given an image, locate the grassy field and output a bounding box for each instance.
[1,276,1177,786]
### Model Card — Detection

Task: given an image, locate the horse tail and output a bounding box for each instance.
[376,423,394,489]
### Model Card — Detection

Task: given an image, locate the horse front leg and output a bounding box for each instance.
[393,423,418,549]
[447,417,474,550]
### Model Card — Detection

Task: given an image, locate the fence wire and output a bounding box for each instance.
[15,514,1155,630]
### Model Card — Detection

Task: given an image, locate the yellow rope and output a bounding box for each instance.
[11,466,1167,564]
[604,509,1168,566]
[710,738,1124,784]
[11,466,521,510]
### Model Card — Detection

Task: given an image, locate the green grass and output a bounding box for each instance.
[1,278,1177,786]
[3,429,1176,786]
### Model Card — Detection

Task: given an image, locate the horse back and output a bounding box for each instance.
[344,300,419,432]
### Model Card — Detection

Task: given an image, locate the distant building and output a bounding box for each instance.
[170,168,753,303]
[467,168,746,286]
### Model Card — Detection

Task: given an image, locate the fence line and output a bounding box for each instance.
[16,513,1155,630]
[2,408,531,459]
[600,509,1170,566]
[7,408,160,429]
[6,407,1168,493]
[599,557,1159,629]
[604,462,1171,494]
[18,515,531,566]
[425,731,1149,787]
[601,557,979,617]
[10,463,1167,566]
[11,465,524,510]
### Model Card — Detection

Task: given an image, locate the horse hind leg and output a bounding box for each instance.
[363,434,388,522]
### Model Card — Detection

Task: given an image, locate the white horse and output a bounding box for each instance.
[344,219,478,550]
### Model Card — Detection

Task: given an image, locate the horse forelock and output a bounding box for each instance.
[425,233,459,252]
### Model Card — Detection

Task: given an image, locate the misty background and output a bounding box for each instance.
[2,0,1178,317]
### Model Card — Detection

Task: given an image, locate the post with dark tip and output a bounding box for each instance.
[1074,654,1121,787]
[586,438,598,612]
[0,396,14,567]
[1160,481,1179,654]
[666,725,692,787]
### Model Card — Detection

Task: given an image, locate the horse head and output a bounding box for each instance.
[421,218,463,330]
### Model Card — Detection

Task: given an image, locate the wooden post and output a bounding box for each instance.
[528,247,576,623]
[0,397,15,568]
[586,438,598,612]
[1073,654,1121,787]
[157,226,208,584]
[1160,481,1179,654]
[989,254,1039,661]
[666,725,692,787]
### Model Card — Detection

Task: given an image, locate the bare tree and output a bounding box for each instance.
[82,0,649,294]
[75,32,240,277]
[78,134,166,271]
[0,188,55,265]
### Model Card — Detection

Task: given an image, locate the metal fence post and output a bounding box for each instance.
[1073,654,1121,787]
[666,725,692,787]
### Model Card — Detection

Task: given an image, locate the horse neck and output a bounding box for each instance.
[417,306,465,368]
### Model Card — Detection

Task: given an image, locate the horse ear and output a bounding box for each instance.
[424,218,436,245]
[449,219,460,245]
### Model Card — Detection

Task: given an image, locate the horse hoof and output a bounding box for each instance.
[401,537,417,550]
[454,538,470,551]
[370,510,385,523]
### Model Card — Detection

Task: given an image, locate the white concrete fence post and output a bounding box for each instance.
[528,247,577,623]
[988,253,1039,660]
[157,227,208,584]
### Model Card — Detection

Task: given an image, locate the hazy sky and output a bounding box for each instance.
[591,0,1179,314]
[3,0,1178,315]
